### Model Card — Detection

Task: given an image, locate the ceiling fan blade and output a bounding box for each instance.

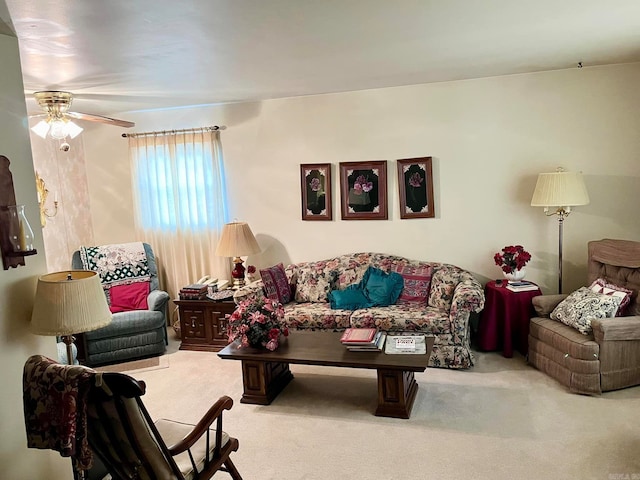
[67,111,135,128]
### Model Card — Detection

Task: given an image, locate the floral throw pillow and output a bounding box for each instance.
[260,263,291,304]
[588,278,633,316]
[294,266,337,303]
[551,286,623,335]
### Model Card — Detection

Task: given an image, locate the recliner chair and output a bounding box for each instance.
[72,242,170,366]
[528,239,640,395]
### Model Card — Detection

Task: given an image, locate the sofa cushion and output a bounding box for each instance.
[283,302,352,330]
[349,304,451,335]
[362,266,404,306]
[294,261,339,303]
[588,278,633,316]
[395,264,433,304]
[260,263,292,304]
[550,287,623,335]
[109,281,150,313]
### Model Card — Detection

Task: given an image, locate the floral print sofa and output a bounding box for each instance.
[234,253,485,369]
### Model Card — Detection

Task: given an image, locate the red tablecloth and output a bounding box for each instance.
[477,280,542,358]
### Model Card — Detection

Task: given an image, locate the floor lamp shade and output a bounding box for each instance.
[531,171,590,208]
[31,270,112,336]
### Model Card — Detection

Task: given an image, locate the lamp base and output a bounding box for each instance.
[61,334,76,366]
[231,256,246,290]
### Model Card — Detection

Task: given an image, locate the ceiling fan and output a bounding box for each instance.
[29,90,135,141]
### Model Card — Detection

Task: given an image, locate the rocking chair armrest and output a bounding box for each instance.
[166,395,234,455]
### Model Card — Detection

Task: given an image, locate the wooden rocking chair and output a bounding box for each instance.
[86,372,243,479]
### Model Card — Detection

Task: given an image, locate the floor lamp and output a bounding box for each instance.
[531,168,589,294]
[31,270,112,365]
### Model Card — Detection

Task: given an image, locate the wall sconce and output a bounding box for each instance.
[35,171,58,227]
[1,155,38,269]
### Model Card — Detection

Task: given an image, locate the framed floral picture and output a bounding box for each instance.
[339,161,387,220]
[300,163,332,220]
[397,157,434,219]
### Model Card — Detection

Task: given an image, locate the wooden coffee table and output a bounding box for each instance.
[217,331,434,419]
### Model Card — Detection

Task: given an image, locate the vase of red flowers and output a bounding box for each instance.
[494,245,531,281]
[227,296,288,351]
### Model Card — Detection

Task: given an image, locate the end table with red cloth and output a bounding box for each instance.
[477,280,542,358]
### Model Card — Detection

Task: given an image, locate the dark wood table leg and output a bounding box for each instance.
[239,360,293,405]
[375,369,418,419]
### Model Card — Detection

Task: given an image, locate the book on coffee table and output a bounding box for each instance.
[340,328,378,345]
[384,335,428,354]
[346,332,387,352]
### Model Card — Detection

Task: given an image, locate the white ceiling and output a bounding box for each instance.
[3,0,640,119]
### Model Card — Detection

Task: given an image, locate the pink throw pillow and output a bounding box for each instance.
[109,282,150,313]
[394,265,433,304]
[588,278,633,316]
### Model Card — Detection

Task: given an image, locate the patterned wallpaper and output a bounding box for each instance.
[29,126,94,272]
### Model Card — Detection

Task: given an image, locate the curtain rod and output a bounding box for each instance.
[121,125,221,138]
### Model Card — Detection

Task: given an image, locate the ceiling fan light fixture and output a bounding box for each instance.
[30,120,50,139]
[65,120,83,139]
[31,118,83,140]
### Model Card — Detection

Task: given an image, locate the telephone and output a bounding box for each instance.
[197,276,230,291]
[197,275,218,286]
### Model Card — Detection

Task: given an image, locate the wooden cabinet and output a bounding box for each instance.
[175,298,236,351]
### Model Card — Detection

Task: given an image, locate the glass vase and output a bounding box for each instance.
[7,205,35,252]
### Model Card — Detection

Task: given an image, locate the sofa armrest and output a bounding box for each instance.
[147,289,170,311]
[532,294,567,317]
[233,280,264,304]
[592,316,640,341]
[449,273,485,317]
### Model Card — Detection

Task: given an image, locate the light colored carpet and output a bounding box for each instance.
[128,335,640,480]
[94,354,169,374]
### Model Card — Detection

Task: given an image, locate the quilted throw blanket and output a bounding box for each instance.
[80,242,151,287]
[23,355,96,471]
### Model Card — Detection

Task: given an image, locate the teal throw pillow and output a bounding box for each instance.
[363,267,404,307]
[328,288,372,310]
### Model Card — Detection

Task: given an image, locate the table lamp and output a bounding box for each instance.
[531,167,589,294]
[215,222,261,289]
[31,270,112,365]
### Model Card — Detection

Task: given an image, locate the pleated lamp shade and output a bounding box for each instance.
[531,171,590,208]
[215,222,261,257]
[31,270,112,336]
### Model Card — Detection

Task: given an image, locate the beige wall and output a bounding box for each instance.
[84,63,640,295]
[0,31,72,479]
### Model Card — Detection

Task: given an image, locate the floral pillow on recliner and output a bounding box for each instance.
[550,286,623,335]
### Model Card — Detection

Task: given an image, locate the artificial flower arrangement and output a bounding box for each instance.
[227,296,288,351]
[494,245,531,274]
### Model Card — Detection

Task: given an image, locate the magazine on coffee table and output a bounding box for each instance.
[384,334,428,354]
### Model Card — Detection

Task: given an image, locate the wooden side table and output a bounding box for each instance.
[175,297,236,351]
[477,280,542,358]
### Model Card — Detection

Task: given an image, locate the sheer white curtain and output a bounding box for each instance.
[128,129,229,303]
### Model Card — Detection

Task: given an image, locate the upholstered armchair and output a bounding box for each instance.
[71,242,169,366]
[528,239,640,395]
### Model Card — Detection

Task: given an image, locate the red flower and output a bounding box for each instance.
[494,245,531,274]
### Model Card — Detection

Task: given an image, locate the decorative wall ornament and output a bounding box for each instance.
[35,171,58,227]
